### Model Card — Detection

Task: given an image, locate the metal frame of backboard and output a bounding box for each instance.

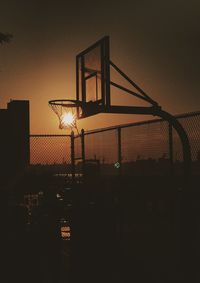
[76,36,110,118]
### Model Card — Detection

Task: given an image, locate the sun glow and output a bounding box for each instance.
[60,112,76,129]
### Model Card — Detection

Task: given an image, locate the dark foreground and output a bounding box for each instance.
[0,174,199,283]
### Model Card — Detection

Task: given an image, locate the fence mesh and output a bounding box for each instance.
[174,114,200,162]
[84,130,118,164]
[121,121,171,176]
[29,112,200,176]
[121,121,169,162]
[30,135,71,165]
[74,135,82,161]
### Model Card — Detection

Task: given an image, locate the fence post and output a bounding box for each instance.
[71,130,75,182]
[118,127,122,174]
[81,129,85,175]
[168,123,174,176]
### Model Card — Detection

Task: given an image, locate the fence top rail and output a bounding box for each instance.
[75,110,200,137]
[30,134,71,137]
[174,110,200,119]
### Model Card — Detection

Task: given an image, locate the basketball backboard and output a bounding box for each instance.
[76,36,110,118]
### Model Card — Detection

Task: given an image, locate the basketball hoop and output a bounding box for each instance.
[49,99,82,132]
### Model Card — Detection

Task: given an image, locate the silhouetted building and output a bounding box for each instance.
[0,100,30,186]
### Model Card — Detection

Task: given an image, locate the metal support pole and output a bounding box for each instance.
[118,127,122,175]
[156,109,191,185]
[110,60,158,106]
[71,130,75,183]
[168,123,174,176]
[81,129,85,176]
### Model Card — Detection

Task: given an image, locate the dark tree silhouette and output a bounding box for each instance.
[0,32,13,44]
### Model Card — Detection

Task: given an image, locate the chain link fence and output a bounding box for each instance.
[30,111,200,176]
[173,113,200,161]
[30,134,71,175]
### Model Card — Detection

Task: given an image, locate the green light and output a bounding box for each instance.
[114,162,120,169]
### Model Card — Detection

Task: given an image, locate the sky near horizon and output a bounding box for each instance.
[0,0,200,133]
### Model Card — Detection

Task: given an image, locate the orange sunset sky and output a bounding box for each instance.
[0,0,199,134]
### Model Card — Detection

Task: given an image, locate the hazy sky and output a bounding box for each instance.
[0,0,199,133]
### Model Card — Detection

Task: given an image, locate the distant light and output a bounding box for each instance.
[56,193,61,198]
[61,225,71,240]
[114,162,121,169]
[64,187,72,191]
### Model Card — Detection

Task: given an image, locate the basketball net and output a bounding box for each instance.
[50,102,78,132]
